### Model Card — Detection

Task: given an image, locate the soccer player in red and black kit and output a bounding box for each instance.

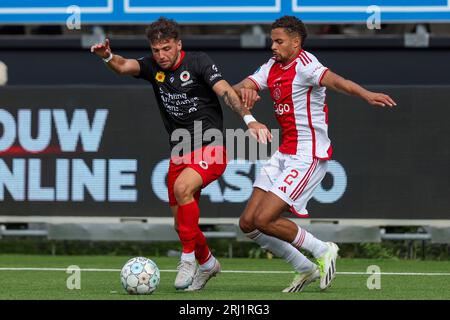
[91,17,270,291]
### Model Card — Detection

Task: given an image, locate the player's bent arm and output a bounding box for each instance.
[213,79,272,144]
[213,79,251,117]
[232,78,260,109]
[105,54,141,76]
[321,70,397,107]
[232,78,258,94]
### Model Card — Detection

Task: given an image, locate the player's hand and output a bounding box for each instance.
[365,92,397,108]
[90,38,111,59]
[247,121,273,144]
[240,88,261,110]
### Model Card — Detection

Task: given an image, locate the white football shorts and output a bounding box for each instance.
[254,151,328,218]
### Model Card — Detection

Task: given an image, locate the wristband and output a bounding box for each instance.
[243,115,257,125]
[103,52,113,63]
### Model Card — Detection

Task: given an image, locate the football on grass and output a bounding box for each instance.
[120,257,160,295]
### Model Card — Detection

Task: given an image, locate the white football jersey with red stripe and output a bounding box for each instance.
[248,50,332,159]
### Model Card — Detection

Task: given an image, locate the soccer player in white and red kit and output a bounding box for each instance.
[234,16,396,292]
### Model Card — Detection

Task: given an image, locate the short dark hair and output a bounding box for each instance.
[271,16,307,45]
[146,17,180,44]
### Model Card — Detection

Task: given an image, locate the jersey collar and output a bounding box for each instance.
[281,50,302,70]
[170,50,185,71]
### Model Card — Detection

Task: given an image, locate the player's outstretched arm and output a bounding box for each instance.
[232,79,261,110]
[213,80,272,144]
[321,70,397,108]
[90,39,140,76]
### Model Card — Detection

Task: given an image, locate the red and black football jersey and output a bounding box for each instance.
[135,51,225,152]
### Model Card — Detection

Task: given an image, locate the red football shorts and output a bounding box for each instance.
[167,145,227,206]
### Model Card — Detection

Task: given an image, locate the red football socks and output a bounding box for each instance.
[177,200,211,263]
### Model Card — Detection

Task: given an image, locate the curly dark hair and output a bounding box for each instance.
[271,15,307,45]
[146,17,180,43]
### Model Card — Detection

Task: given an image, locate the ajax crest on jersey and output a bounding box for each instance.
[120,257,160,295]
[272,87,282,101]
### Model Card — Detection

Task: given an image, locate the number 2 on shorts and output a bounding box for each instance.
[283,169,299,185]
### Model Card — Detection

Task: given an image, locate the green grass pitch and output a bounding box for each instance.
[0,255,449,300]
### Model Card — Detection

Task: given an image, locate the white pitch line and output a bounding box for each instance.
[0,267,449,276]
[338,272,450,276]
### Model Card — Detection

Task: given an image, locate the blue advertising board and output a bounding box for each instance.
[0,0,450,24]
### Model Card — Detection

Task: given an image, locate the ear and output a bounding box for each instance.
[177,39,182,50]
[293,36,301,49]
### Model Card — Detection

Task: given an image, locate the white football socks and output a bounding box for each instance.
[199,255,216,271]
[292,226,328,258]
[246,230,316,273]
[181,251,217,271]
[181,251,196,262]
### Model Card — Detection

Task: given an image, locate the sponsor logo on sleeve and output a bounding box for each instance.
[209,73,222,82]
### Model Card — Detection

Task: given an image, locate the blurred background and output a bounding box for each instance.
[0,0,449,260]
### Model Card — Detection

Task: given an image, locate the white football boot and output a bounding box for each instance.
[185,259,221,291]
[174,260,197,290]
[282,266,320,293]
[316,242,339,290]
